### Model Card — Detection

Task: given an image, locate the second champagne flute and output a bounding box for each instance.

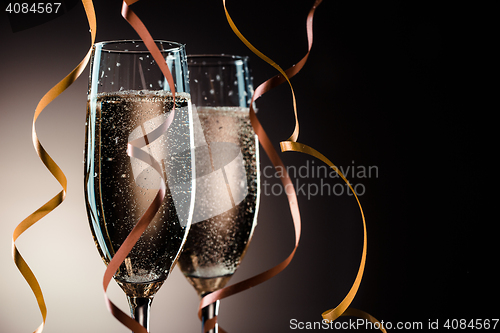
[177,55,260,332]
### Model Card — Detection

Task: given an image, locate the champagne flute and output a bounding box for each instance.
[177,55,260,332]
[84,40,194,331]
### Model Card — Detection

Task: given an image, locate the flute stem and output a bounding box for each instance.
[128,296,153,332]
[201,294,220,333]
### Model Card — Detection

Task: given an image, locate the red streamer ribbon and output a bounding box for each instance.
[98,1,179,332]
[196,0,317,330]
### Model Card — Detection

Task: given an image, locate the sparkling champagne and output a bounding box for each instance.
[85,90,193,298]
[177,106,260,295]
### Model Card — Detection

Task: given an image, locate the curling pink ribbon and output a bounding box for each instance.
[198,1,387,332]
[11,1,96,332]
[98,1,178,332]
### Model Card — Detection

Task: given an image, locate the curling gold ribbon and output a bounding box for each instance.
[197,1,387,332]
[11,1,96,332]
[96,1,178,332]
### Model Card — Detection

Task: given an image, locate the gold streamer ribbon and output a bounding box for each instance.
[197,1,386,332]
[11,1,96,332]
[97,1,178,332]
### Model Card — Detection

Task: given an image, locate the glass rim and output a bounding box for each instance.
[94,39,185,53]
[187,54,249,63]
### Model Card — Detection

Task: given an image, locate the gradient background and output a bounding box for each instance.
[0,1,494,332]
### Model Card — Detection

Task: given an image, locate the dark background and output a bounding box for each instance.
[1,0,494,332]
